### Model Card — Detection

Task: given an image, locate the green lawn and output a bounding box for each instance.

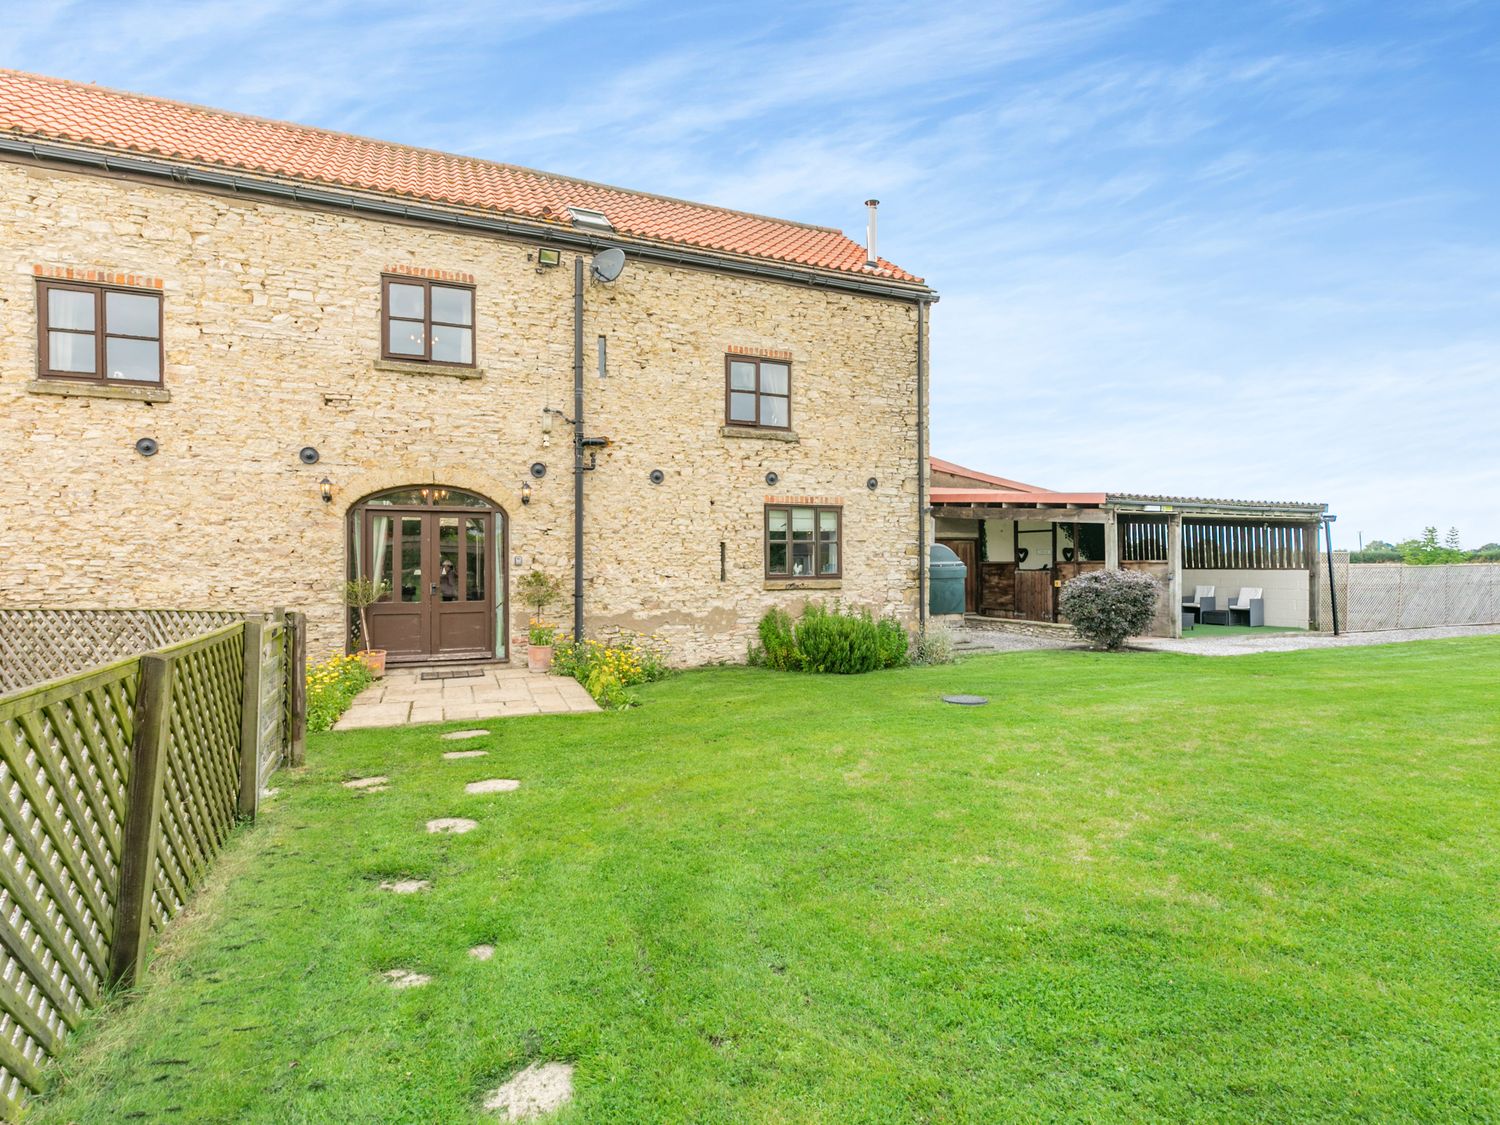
[34,640,1500,1123]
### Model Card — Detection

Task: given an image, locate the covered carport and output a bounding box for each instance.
[929,466,1328,637]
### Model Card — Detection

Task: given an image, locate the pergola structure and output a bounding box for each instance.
[928,459,1329,637]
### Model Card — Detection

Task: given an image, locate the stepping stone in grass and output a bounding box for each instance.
[343,776,389,790]
[483,1061,574,1121]
[469,944,495,961]
[427,818,477,835]
[378,879,431,894]
[465,779,520,795]
[442,729,491,741]
[382,969,431,989]
[442,750,489,760]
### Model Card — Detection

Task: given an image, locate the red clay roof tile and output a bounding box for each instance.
[0,70,923,285]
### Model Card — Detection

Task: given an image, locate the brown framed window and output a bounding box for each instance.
[765,504,841,577]
[382,276,475,366]
[36,280,163,385]
[726,355,791,429]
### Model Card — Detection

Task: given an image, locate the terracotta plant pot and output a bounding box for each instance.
[527,644,554,673]
[359,649,387,678]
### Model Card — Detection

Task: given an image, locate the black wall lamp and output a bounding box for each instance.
[521,480,533,506]
[319,477,333,504]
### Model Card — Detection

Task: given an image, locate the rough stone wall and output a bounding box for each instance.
[0,159,923,665]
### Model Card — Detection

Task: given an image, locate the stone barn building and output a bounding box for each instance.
[0,70,934,666]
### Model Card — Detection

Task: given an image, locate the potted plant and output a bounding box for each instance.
[517,569,565,672]
[527,620,558,672]
[343,576,390,677]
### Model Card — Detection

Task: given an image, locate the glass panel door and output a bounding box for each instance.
[437,517,460,602]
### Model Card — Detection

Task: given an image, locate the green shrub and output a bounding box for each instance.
[911,623,956,665]
[753,604,909,674]
[757,608,801,671]
[306,653,375,732]
[1058,570,1161,650]
[875,617,910,669]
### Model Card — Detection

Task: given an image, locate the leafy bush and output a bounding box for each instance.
[754,608,800,671]
[306,653,375,732]
[552,632,669,708]
[911,623,956,665]
[1058,570,1162,650]
[875,617,911,669]
[751,604,909,674]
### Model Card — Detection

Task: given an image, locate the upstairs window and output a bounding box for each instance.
[726,355,791,429]
[382,276,475,366]
[37,280,162,385]
[765,504,841,578]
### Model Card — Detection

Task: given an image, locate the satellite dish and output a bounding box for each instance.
[591,247,626,283]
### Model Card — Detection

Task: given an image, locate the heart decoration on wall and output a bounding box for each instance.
[1016,547,1029,564]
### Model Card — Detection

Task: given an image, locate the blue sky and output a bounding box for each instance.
[6,1,1497,547]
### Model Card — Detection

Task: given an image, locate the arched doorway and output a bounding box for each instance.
[348,486,506,663]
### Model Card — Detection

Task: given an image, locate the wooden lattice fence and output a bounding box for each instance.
[1317,557,1500,632]
[0,613,306,1118]
[0,610,242,695]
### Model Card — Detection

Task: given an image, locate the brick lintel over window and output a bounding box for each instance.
[724,344,792,362]
[384,264,476,284]
[34,264,165,290]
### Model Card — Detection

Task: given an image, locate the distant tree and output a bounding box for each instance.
[1445,527,1463,551]
[1398,527,1468,566]
[1365,539,1396,552]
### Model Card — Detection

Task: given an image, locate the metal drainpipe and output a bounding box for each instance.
[917,300,928,633]
[1324,517,1340,636]
[573,256,585,644]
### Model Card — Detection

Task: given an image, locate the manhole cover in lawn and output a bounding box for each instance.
[442,729,491,741]
[942,695,989,706]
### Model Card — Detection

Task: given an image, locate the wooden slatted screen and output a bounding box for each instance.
[1181,521,1307,570]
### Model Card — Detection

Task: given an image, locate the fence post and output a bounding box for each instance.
[109,653,174,988]
[237,617,264,819]
[287,611,308,767]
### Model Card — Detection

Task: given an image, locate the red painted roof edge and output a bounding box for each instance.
[929,457,1049,493]
[930,488,1108,505]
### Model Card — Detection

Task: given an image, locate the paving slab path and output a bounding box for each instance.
[335,666,599,730]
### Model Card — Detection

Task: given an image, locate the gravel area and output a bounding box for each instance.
[1135,623,1500,657]
[953,623,1500,658]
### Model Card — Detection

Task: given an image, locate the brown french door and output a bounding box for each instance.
[360,507,495,661]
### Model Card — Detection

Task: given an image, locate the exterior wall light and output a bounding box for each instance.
[319,477,333,504]
[521,480,533,506]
